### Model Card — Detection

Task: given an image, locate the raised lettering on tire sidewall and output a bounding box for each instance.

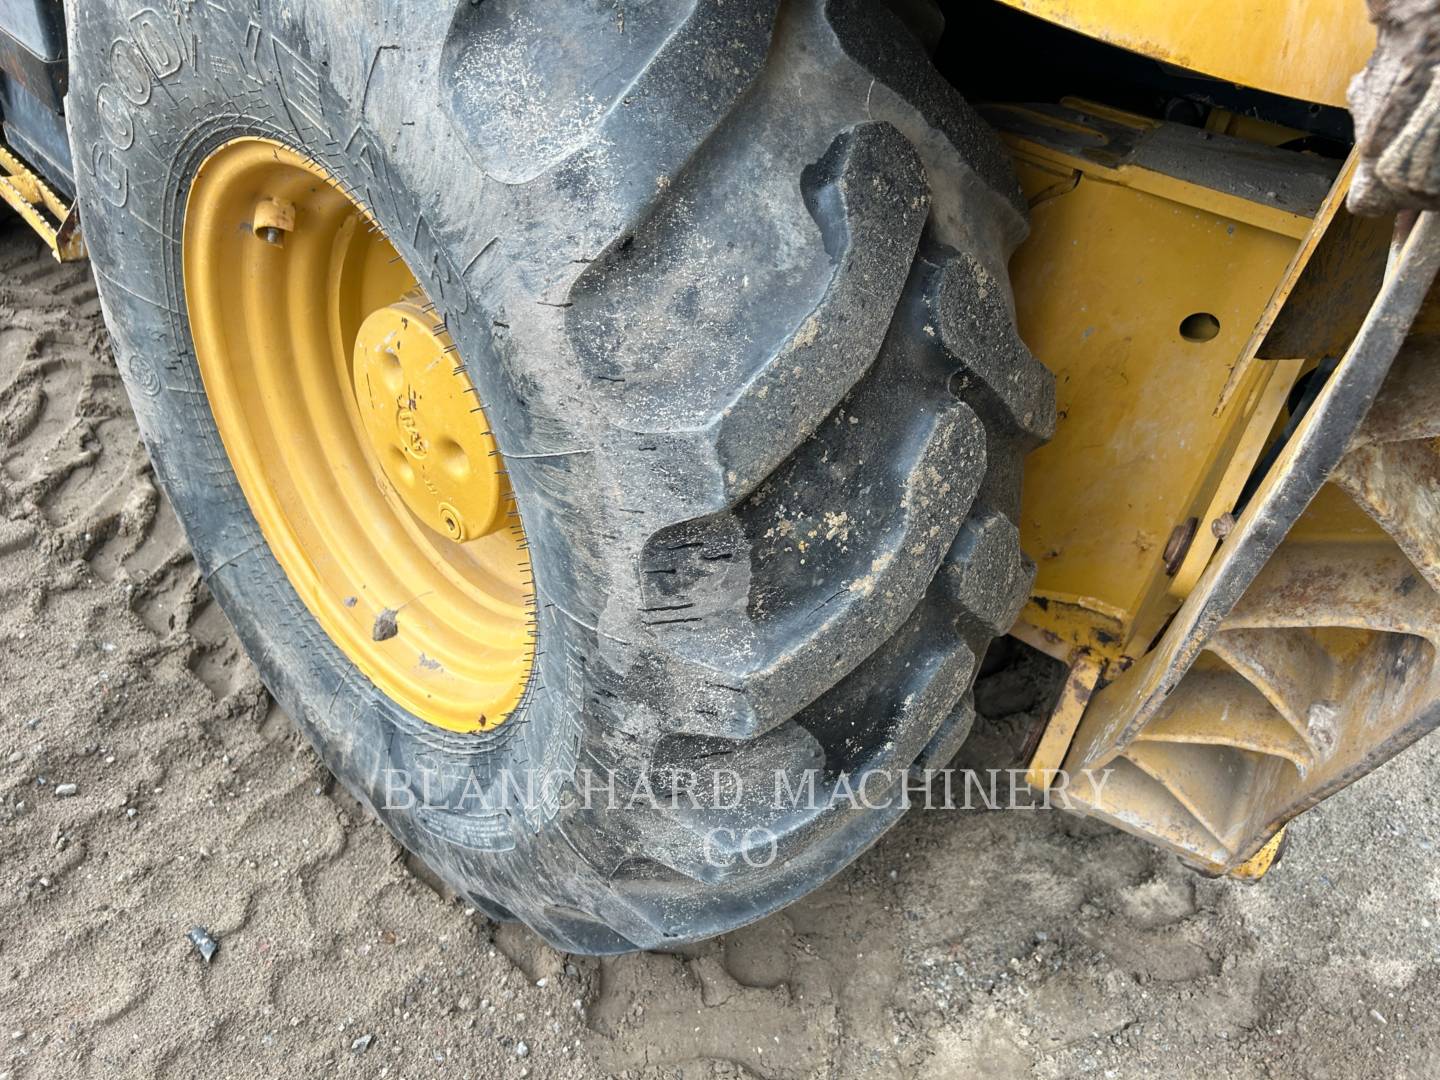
[69,2,591,918]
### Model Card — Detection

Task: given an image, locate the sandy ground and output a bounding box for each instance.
[3,217,1440,1079]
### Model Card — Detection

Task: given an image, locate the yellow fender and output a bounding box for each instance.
[994,0,1374,107]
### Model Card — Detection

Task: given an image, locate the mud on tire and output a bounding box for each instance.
[68,0,1054,952]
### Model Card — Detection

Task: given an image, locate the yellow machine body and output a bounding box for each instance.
[998,91,1440,878]
[992,0,1374,109]
[994,100,1390,671]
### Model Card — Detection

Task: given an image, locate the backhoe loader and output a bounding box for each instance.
[0,0,1435,952]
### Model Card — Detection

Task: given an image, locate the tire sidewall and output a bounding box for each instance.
[64,1,639,949]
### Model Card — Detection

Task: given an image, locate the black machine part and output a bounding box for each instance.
[0,0,72,194]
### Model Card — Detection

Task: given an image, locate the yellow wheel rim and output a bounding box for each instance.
[183,137,535,733]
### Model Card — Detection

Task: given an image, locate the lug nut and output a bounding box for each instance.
[438,503,470,543]
[253,197,296,247]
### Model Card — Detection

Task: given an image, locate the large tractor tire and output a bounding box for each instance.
[67,0,1053,952]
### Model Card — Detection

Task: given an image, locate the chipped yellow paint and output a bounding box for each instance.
[1025,651,1105,790]
[1230,827,1287,881]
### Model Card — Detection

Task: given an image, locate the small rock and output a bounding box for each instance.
[515,1041,530,1059]
[1370,1008,1388,1025]
[54,783,78,798]
[351,1034,374,1054]
[6,752,22,766]
[535,978,548,988]
[186,926,219,964]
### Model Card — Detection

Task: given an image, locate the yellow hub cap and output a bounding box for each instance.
[182,137,535,733]
[352,296,510,544]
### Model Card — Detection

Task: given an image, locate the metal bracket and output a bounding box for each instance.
[1051,212,1440,874]
[0,142,85,262]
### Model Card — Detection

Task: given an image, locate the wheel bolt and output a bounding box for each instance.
[254,197,296,247]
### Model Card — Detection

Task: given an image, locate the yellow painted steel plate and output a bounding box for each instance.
[994,0,1374,108]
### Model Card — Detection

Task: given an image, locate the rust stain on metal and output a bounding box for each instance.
[1163,517,1199,576]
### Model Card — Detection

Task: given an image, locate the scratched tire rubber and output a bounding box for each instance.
[67,0,1054,953]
